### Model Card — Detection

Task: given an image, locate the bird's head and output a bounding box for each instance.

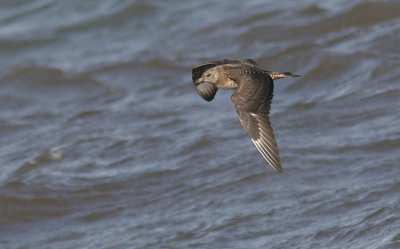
[195,65,237,90]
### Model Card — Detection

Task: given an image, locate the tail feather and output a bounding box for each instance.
[267,71,300,80]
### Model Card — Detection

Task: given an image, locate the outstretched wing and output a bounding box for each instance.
[192,59,258,102]
[230,71,282,172]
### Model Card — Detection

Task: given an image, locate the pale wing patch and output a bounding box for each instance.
[236,111,282,172]
[251,138,281,172]
[250,113,281,172]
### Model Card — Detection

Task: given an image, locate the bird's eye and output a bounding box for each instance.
[206,73,211,78]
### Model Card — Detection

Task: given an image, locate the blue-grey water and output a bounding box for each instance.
[1,1,400,248]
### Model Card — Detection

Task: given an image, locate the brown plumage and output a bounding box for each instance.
[192,59,299,172]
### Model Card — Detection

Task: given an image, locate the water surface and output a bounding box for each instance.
[1,1,400,248]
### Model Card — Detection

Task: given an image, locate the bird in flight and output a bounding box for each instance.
[192,59,299,172]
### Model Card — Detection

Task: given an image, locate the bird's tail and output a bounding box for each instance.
[267,71,300,80]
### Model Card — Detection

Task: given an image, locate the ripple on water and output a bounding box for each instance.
[1,0,400,249]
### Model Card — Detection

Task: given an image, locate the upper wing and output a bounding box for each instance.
[230,71,282,172]
[192,59,258,102]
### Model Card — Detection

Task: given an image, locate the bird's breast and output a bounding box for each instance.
[217,77,238,89]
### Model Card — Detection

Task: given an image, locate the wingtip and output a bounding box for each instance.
[271,164,283,173]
